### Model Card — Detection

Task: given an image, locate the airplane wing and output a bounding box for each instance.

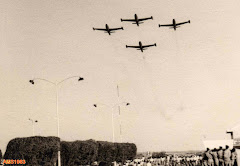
[121,19,135,22]
[142,44,156,48]
[93,28,107,31]
[109,27,123,31]
[176,20,190,26]
[126,45,140,48]
[138,16,153,21]
[159,24,173,27]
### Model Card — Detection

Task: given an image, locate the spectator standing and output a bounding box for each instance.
[223,145,231,166]
[167,155,170,166]
[202,149,208,166]
[162,157,166,165]
[146,161,152,166]
[218,146,224,166]
[231,148,237,166]
[206,148,214,166]
[212,148,219,166]
[224,145,231,166]
[143,160,147,166]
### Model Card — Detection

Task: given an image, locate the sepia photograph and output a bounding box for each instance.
[1,0,240,165]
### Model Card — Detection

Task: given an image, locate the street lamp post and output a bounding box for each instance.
[28,118,38,136]
[93,102,129,166]
[116,85,131,143]
[29,76,84,166]
[93,102,130,143]
[119,102,130,143]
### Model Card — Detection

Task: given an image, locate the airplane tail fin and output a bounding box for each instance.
[170,26,180,29]
[137,48,145,52]
[151,16,153,20]
[188,20,191,23]
[121,19,123,22]
[93,28,95,30]
[154,43,157,47]
[132,22,143,24]
[158,24,161,27]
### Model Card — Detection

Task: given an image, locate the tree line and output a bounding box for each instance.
[3,136,137,166]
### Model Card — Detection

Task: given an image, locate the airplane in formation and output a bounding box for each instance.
[93,24,124,35]
[159,19,190,30]
[121,14,153,26]
[126,41,157,52]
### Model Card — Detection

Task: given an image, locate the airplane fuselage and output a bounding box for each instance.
[173,19,176,30]
[139,41,143,52]
[135,14,139,26]
[105,24,111,35]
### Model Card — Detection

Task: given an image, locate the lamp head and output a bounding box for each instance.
[78,77,84,81]
[93,104,97,107]
[29,80,34,84]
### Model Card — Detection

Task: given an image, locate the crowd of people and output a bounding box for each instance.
[118,155,203,166]
[202,146,237,166]
[114,146,238,166]
[96,145,238,166]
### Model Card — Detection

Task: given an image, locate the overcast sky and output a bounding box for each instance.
[1,0,240,153]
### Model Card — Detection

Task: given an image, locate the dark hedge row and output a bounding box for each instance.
[61,140,137,165]
[61,139,98,166]
[152,152,167,158]
[114,142,137,162]
[0,149,2,161]
[4,136,60,166]
[4,137,137,166]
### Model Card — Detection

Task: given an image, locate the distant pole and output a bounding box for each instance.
[93,101,130,143]
[93,101,130,166]
[111,107,115,143]
[28,118,38,136]
[117,85,123,143]
[56,85,61,166]
[115,86,120,166]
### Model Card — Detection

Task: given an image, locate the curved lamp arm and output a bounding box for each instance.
[112,102,130,109]
[29,76,84,86]
[93,102,130,109]
[29,78,55,85]
[57,76,84,85]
